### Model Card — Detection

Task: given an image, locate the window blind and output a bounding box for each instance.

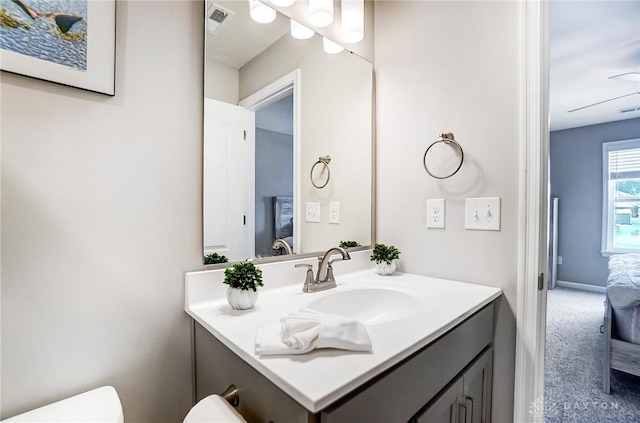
[609,147,640,180]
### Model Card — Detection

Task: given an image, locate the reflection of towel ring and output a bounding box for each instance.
[311,155,331,189]
[423,132,464,179]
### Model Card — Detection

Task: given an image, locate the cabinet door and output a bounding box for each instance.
[413,378,463,423]
[463,347,493,423]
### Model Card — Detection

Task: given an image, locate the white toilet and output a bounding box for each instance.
[2,386,246,423]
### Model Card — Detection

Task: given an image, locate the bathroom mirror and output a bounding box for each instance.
[203,0,373,265]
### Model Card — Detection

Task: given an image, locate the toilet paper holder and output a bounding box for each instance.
[221,385,240,406]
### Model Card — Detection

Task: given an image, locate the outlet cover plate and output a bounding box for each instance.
[427,199,445,229]
[305,202,320,223]
[465,197,501,231]
[328,201,340,224]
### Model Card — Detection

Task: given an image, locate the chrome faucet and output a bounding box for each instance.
[272,238,293,255]
[295,247,351,293]
[317,246,351,285]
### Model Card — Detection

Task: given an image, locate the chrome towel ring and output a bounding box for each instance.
[311,155,331,189]
[423,132,464,179]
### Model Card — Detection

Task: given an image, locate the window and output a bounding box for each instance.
[602,138,640,255]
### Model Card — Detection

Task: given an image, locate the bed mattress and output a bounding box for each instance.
[607,253,640,344]
[612,306,640,344]
[607,254,640,309]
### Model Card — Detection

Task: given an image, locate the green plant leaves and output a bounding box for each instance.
[370,243,401,265]
[223,261,264,291]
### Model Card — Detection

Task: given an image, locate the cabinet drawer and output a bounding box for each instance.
[320,304,494,423]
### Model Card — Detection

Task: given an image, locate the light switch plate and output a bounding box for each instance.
[305,202,320,222]
[328,201,340,224]
[426,199,445,229]
[465,197,501,231]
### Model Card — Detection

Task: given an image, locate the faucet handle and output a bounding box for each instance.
[295,263,315,292]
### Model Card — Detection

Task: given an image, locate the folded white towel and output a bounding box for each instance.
[255,308,372,357]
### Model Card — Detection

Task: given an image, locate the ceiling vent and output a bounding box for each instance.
[207,3,234,35]
[619,106,640,114]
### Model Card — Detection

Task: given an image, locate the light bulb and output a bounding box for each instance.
[323,37,344,54]
[309,0,333,27]
[341,0,364,43]
[290,20,314,40]
[250,0,276,23]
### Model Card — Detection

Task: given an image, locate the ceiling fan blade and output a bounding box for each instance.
[567,91,640,113]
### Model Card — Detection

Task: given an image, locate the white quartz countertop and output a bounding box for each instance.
[186,269,502,413]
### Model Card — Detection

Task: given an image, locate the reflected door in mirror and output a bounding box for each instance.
[203,99,255,261]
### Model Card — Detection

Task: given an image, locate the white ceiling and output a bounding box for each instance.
[549,0,640,131]
[206,0,289,69]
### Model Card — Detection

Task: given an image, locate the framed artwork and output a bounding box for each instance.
[0,0,116,96]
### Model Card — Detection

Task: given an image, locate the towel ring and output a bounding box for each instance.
[311,156,331,189]
[423,132,464,179]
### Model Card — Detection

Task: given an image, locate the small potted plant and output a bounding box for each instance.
[339,240,361,249]
[204,252,229,265]
[223,261,264,310]
[370,243,401,276]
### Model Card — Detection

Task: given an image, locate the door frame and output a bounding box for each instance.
[513,1,549,422]
[239,69,301,255]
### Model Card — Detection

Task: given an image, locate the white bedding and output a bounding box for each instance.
[607,253,640,309]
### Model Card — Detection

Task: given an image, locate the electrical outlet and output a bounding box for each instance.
[305,202,320,222]
[558,256,563,265]
[464,197,501,231]
[426,199,445,229]
[329,202,340,224]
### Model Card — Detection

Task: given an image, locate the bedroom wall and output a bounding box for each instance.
[550,117,640,288]
[255,128,294,258]
[1,1,201,421]
[374,2,519,422]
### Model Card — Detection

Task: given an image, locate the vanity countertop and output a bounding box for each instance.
[185,269,502,413]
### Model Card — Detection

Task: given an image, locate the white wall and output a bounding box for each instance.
[374,2,519,421]
[205,58,239,104]
[1,1,202,421]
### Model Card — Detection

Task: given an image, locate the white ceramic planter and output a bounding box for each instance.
[226,287,259,310]
[375,261,397,276]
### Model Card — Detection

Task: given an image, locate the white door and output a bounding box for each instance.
[203,98,255,261]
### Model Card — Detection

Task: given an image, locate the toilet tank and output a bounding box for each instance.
[2,386,124,423]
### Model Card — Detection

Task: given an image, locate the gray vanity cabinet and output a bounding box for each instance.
[412,346,493,423]
[193,302,496,423]
[412,377,464,423]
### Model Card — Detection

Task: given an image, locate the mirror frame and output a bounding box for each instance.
[200,1,376,269]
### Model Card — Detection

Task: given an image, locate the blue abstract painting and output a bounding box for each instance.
[1,0,87,70]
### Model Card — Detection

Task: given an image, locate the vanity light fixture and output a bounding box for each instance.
[309,0,333,27]
[341,0,364,43]
[270,0,295,7]
[323,37,344,54]
[250,0,276,23]
[291,20,315,40]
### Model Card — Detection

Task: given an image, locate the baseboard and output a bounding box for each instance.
[556,280,607,293]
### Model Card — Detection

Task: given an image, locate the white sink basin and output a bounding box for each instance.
[307,288,419,325]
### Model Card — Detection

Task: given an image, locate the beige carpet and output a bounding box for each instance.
[544,287,640,422]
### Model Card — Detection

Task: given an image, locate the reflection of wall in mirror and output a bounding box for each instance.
[205,58,238,104]
[239,35,373,253]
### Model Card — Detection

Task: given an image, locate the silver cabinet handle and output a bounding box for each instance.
[458,397,468,423]
[465,396,474,422]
